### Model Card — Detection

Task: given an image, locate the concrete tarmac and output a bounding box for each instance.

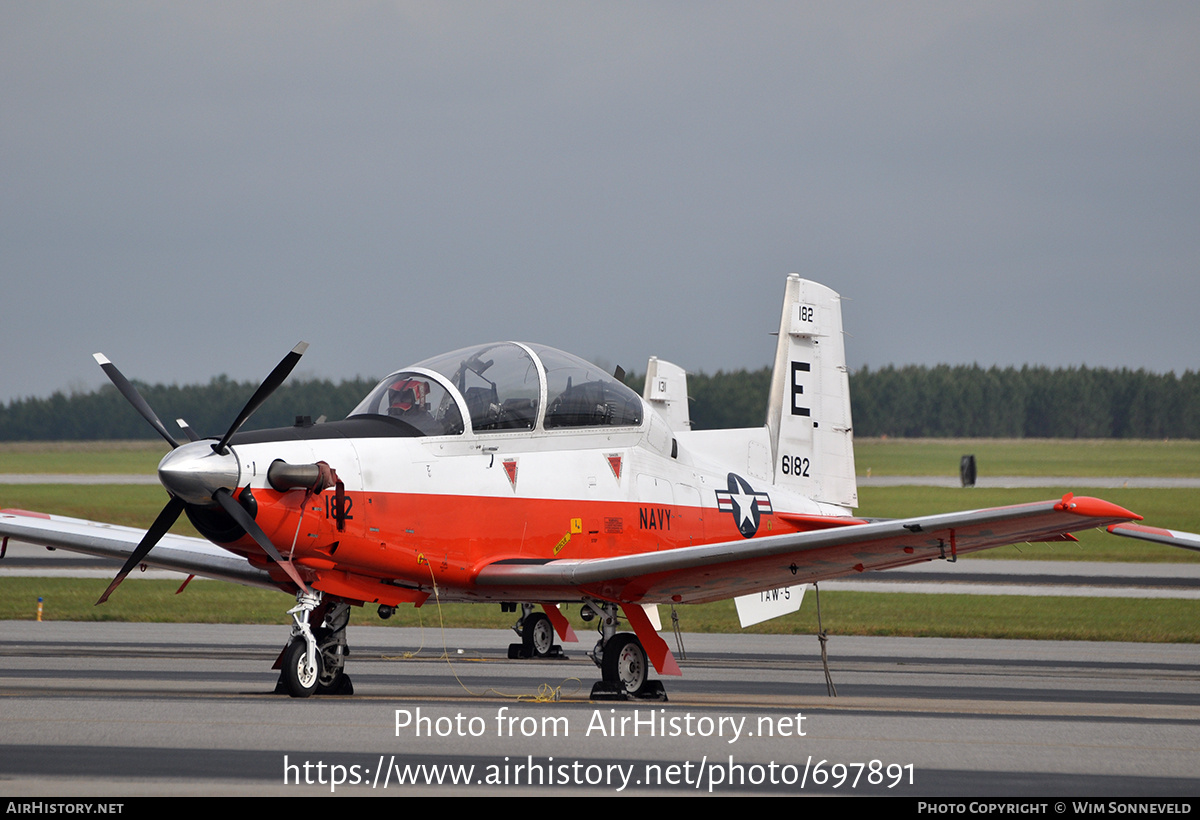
[1,622,1197,796]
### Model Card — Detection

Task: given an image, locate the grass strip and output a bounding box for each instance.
[5,578,1195,643]
[0,441,163,474]
[1,484,202,535]
[856,438,1200,478]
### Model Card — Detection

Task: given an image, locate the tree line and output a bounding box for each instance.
[1,364,1197,441]
[629,364,1200,438]
[0,376,379,442]
[849,364,1200,439]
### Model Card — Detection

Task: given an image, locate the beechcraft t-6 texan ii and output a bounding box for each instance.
[0,276,1146,699]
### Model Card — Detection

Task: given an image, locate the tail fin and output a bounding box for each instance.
[642,356,691,433]
[765,275,857,509]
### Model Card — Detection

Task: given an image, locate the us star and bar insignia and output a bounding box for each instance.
[715,472,773,538]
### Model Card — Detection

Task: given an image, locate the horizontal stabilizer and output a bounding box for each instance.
[1108,522,1200,553]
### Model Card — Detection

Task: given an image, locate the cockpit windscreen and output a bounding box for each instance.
[348,372,465,436]
[350,342,643,435]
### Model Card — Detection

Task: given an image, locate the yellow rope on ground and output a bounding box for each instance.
[382,561,586,701]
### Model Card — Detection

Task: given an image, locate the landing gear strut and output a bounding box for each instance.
[587,602,666,701]
[313,601,353,695]
[275,590,354,697]
[507,603,563,659]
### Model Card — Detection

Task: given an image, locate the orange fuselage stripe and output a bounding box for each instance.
[224,488,823,599]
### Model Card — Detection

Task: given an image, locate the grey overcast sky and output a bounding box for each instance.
[3,2,1198,403]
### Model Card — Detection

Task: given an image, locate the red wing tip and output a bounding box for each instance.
[1056,495,1141,521]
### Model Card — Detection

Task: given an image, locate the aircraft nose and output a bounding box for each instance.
[158,440,241,505]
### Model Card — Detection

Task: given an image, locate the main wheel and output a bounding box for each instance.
[282,638,322,698]
[522,612,554,657]
[601,633,648,696]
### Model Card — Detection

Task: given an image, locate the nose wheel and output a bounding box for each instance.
[275,593,354,697]
[282,637,322,697]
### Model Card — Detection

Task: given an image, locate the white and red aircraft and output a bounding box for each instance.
[0,276,1143,698]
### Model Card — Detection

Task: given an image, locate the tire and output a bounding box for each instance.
[601,633,648,696]
[313,628,346,693]
[282,638,322,698]
[316,655,344,694]
[522,612,554,657]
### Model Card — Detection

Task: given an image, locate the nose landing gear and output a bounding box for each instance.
[275,591,354,697]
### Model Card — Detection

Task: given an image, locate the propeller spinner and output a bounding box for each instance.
[93,343,310,604]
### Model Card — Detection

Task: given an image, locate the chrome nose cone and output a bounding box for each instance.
[158,440,241,505]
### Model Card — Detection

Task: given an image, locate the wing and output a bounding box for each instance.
[0,508,277,590]
[475,494,1140,603]
[1108,522,1200,553]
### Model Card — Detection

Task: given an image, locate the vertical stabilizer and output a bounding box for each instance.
[765,276,857,508]
[643,356,691,433]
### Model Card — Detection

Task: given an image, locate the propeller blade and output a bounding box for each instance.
[96,495,186,605]
[176,418,201,443]
[214,342,308,455]
[93,353,180,449]
[214,488,309,592]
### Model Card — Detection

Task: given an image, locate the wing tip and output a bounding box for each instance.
[1056,494,1141,521]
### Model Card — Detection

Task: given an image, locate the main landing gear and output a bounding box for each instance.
[275,590,354,698]
[587,602,666,702]
[507,603,563,659]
